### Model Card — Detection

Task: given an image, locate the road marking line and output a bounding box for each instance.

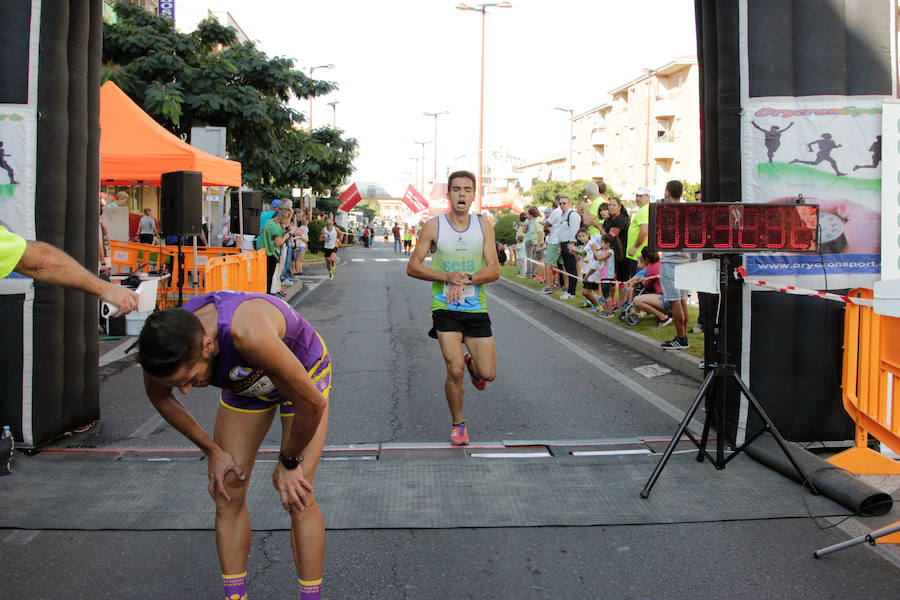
[99,339,137,366]
[490,293,703,435]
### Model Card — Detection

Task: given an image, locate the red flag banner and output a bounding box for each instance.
[401,185,429,213]
[338,183,362,212]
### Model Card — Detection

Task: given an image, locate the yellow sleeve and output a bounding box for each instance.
[0,225,27,278]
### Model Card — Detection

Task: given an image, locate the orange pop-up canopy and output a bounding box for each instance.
[100,81,241,186]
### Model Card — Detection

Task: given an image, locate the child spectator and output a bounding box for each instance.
[592,233,616,316]
[515,233,527,277]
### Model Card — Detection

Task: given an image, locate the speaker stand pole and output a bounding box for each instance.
[640,256,819,499]
[238,189,244,249]
[176,236,185,307]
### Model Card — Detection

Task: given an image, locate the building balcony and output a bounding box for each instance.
[590,163,605,179]
[591,130,606,146]
[654,98,677,118]
[652,141,676,160]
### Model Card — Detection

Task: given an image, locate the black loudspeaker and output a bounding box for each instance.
[230,190,262,234]
[161,171,202,236]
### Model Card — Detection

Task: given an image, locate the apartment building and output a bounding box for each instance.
[598,56,701,197]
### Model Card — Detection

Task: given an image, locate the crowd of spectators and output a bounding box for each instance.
[504,180,699,349]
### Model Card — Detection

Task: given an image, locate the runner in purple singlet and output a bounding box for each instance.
[138,291,330,600]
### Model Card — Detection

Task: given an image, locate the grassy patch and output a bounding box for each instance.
[498,264,704,359]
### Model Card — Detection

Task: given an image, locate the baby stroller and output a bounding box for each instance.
[617,280,647,326]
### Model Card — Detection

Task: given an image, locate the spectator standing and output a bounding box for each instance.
[259,198,280,233]
[539,195,564,294]
[515,233,527,277]
[526,206,542,278]
[257,207,292,296]
[556,196,580,300]
[138,208,158,244]
[392,223,402,254]
[292,213,309,276]
[402,225,413,255]
[658,180,692,349]
[585,181,609,238]
[99,204,111,278]
[625,186,653,278]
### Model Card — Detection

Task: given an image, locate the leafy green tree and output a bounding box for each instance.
[103,1,357,197]
[680,180,701,202]
[524,179,597,207]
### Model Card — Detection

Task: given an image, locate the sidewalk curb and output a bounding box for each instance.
[495,277,704,383]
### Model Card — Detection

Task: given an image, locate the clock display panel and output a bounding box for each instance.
[649,203,820,253]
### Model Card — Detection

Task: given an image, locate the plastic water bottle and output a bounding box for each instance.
[0,426,13,476]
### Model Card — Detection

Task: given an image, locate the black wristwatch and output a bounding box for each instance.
[465,273,473,283]
[278,453,303,470]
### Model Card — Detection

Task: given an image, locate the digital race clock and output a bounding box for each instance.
[648,202,820,253]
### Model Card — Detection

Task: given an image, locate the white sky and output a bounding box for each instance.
[176,0,697,195]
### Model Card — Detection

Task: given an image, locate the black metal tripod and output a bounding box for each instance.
[640,256,819,498]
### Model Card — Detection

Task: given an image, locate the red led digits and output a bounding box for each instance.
[685,208,706,248]
[738,205,760,249]
[649,203,819,253]
[656,207,679,249]
[711,205,733,248]
[764,208,786,249]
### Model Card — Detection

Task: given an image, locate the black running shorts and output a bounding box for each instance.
[323,248,337,257]
[428,309,493,339]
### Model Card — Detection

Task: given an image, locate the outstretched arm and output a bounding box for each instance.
[751,121,765,132]
[17,240,139,316]
[783,122,794,132]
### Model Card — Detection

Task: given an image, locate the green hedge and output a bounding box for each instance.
[494,214,519,245]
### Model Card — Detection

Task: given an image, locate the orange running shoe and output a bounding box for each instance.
[464,353,486,391]
[450,422,469,446]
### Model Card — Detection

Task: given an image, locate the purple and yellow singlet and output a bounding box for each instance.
[182,291,331,415]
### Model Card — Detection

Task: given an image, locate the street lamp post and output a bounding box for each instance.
[413,140,433,195]
[554,106,574,184]
[423,111,449,185]
[456,2,512,213]
[409,156,422,193]
[326,100,340,128]
[307,63,335,131]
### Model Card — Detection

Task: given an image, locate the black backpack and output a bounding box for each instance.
[496,242,507,265]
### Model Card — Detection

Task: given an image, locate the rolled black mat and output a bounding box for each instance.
[746,434,893,517]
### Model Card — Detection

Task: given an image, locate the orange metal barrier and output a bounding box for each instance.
[108,240,164,275]
[830,288,900,476]
[159,245,242,294]
[830,288,900,544]
[206,249,267,293]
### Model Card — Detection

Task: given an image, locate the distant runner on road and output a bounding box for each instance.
[319,215,343,280]
[406,170,500,446]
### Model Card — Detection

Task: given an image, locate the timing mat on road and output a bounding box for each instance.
[0,451,853,530]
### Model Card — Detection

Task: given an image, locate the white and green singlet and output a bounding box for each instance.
[430,214,487,313]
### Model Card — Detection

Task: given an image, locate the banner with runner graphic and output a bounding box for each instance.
[0,0,38,241]
[741,100,882,288]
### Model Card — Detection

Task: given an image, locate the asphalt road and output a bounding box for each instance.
[5,241,900,599]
